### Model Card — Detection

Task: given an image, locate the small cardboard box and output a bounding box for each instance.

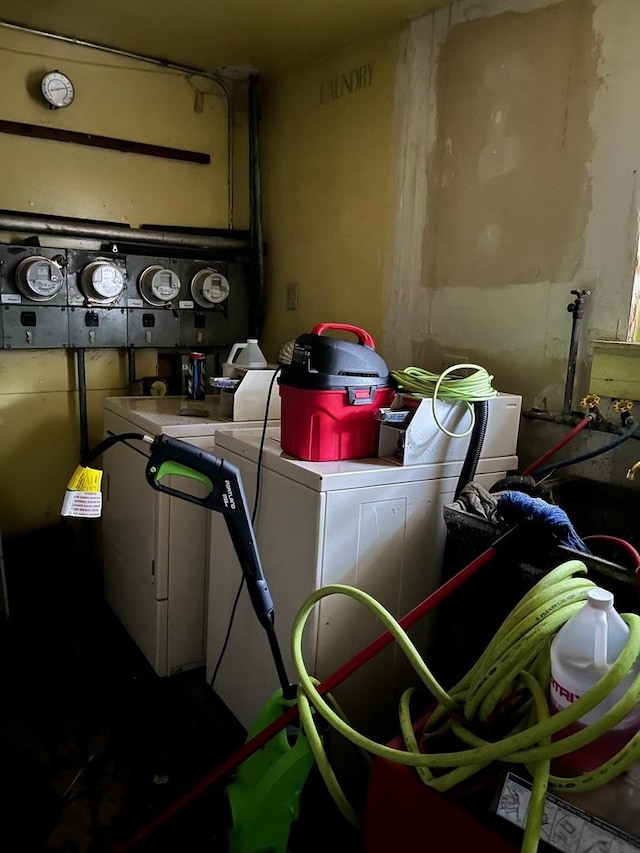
[378,392,522,466]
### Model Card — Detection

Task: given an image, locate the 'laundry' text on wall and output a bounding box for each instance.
[320,63,374,104]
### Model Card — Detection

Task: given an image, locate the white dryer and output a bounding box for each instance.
[206,403,520,731]
[102,383,279,677]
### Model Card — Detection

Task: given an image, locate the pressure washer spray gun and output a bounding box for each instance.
[146,434,295,698]
[63,431,295,700]
[63,432,319,852]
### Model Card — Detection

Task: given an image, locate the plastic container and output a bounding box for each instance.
[223,339,267,375]
[549,587,640,773]
[278,323,395,461]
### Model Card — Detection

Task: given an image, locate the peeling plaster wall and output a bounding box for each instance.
[385,0,640,427]
[428,0,595,291]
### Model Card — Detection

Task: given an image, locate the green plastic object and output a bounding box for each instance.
[227,689,316,853]
[152,460,213,491]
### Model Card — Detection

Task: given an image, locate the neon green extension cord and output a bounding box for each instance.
[390,364,498,437]
[291,560,640,853]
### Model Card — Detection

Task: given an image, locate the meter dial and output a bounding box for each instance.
[15,256,64,301]
[190,268,230,307]
[138,265,181,306]
[80,260,125,303]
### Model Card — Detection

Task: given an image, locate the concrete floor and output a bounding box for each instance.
[0,523,361,852]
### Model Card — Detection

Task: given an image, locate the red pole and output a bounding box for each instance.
[118,537,503,850]
[521,415,591,476]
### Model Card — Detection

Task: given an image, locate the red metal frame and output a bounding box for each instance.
[362,725,517,853]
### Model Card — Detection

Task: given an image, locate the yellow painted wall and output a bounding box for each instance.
[0,28,232,227]
[259,32,399,360]
[0,349,158,535]
[0,29,243,536]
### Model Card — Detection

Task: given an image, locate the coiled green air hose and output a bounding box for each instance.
[390,364,498,438]
[291,560,640,853]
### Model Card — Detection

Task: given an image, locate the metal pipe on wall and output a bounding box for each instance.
[0,20,235,229]
[563,289,590,415]
[0,212,247,251]
[248,74,265,336]
[75,348,89,460]
[127,347,137,395]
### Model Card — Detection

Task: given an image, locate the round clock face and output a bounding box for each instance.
[41,71,75,109]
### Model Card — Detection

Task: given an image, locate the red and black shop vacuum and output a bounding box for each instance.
[278,322,395,462]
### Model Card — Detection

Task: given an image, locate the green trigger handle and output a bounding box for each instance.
[150,460,214,493]
[145,434,225,511]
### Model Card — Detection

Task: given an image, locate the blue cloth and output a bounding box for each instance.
[497,491,591,554]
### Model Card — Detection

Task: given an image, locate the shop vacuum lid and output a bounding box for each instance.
[278,323,393,391]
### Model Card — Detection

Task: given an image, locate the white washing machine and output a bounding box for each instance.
[206,398,521,732]
[102,380,279,677]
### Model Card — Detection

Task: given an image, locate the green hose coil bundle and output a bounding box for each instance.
[291,560,640,853]
[390,364,498,437]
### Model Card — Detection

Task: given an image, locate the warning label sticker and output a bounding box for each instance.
[61,490,103,518]
[496,772,640,852]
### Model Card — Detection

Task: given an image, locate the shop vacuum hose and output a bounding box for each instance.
[455,400,489,500]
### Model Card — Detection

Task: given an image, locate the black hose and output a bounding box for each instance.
[533,421,640,480]
[454,400,489,500]
[80,432,146,467]
[209,367,282,691]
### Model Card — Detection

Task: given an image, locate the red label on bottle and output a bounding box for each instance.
[550,675,580,707]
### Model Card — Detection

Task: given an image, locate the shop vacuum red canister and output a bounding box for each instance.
[278,323,395,462]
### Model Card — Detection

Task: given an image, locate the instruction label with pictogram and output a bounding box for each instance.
[496,772,639,852]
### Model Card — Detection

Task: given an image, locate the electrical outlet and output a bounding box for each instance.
[442,352,469,372]
[286,283,299,311]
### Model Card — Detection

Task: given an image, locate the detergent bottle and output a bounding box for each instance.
[223,339,267,375]
[549,587,640,774]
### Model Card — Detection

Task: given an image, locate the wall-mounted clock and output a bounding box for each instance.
[41,70,75,109]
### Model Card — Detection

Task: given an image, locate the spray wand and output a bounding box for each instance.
[146,433,295,698]
[65,431,295,699]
